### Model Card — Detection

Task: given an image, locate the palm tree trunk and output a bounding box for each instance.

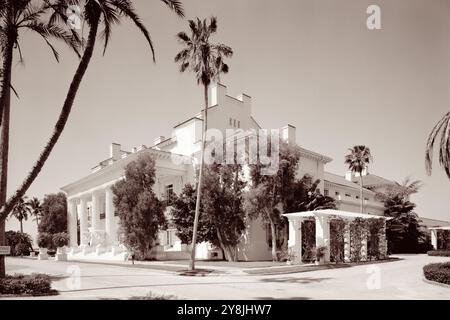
[189,84,209,271]
[20,220,23,234]
[270,220,277,261]
[360,174,364,213]
[0,35,13,278]
[0,14,101,221]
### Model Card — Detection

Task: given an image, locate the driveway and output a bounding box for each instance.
[3,254,450,300]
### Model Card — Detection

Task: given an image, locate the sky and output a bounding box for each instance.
[6,0,450,235]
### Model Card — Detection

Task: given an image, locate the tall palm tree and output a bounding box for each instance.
[175,17,232,270]
[10,196,30,233]
[27,197,42,230]
[0,0,80,278]
[425,111,450,179]
[0,0,184,219]
[345,145,372,213]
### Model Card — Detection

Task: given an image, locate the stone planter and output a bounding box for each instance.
[38,248,48,260]
[55,246,67,261]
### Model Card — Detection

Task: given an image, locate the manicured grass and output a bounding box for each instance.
[427,250,450,257]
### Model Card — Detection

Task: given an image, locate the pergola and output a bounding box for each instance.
[283,209,391,264]
[428,226,450,250]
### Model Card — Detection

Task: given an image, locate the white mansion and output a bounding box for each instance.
[61,83,394,261]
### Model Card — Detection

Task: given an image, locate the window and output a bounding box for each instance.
[364,197,369,201]
[345,193,351,197]
[324,189,329,196]
[233,119,236,127]
[356,195,360,199]
[238,121,240,128]
[229,117,232,126]
[165,184,174,205]
[335,191,340,196]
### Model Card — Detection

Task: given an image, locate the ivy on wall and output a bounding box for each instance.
[330,218,346,263]
[367,218,385,260]
[301,219,316,262]
[350,218,367,262]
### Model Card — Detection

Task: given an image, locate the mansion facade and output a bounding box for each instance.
[61,83,394,261]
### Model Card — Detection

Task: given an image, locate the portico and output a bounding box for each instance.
[429,226,450,250]
[283,209,390,264]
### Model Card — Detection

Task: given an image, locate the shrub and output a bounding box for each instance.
[52,232,69,248]
[5,231,33,256]
[0,273,55,296]
[423,262,450,285]
[427,250,450,257]
[37,232,53,249]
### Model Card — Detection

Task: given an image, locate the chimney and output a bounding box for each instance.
[210,83,227,107]
[153,136,166,146]
[281,125,296,144]
[345,171,353,181]
[110,143,121,161]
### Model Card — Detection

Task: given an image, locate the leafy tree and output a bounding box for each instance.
[425,111,450,179]
[175,16,233,270]
[245,142,302,261]
[293,175,337,212]
[344,145,372,213]
[39,193,67,235]
[171,164,246,261]
[10,196,30,233]
[171,184,211,244]
[376,178,424,253]
[112,153,166,260]
[5,230,33,256]
[201,164,246,261]
[27,197,42,230]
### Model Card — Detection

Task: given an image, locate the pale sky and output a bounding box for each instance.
[6,0,450,234]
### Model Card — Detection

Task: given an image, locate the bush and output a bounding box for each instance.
[5,231,33,256]
[0,273,55,296]
[52,232,69,248]
[427,250,450,257]
[423,262,450,285]
[37,232,53,249]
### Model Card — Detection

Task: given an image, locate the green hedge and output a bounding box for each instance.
[423,262,450,285]
[427,250,450,257]
[0,273,56,296]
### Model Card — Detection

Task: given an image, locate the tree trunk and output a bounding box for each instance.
[0,32,13,278]
[20,220,23,234]
[270,221,277,261]
[0,217,5,277]
[360,174,364,213]
[189,84,209,271]
[0,14,101,221]
[216,228,236,262]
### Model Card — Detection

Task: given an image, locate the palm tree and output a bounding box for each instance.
[376,176,422,202]
[0,0,184,219]
[175,17,233,270]
[0,0,80,278]
[10,196,30,233]
[425,111,450,179]
[344,145,372,213]
[27,197,42,230]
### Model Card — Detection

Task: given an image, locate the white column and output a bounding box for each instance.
[68,200,78,247]
[105,187,116,246]
[431,229,438,250]
[79,198,88,246]
[315,215,330,262]
[288,218,302,263]
[91,193,100,230]
[344,222,351,262]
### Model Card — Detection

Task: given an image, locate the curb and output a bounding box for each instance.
[422,277,450,289]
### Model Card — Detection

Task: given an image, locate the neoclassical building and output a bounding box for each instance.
[61,83,392,261]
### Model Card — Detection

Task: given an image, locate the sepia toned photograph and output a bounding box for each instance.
[0,0,449,309]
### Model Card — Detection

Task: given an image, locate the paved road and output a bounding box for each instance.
[3,254,450,300]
